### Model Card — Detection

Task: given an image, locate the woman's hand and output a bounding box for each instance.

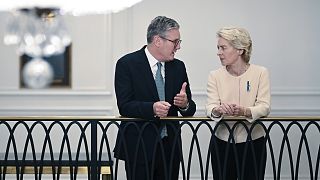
[215,103,248,117]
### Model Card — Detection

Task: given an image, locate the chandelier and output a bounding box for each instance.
[1,0,142,88]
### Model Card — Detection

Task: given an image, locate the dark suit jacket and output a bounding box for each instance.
[113,46,196,164]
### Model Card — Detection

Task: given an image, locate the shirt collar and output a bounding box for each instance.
[145,47,164,68]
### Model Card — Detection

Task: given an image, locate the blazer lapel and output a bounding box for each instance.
[165,62,174,102]
[136,49,159,100]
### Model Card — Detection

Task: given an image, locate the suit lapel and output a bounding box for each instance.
[135,49,159,100]
[165,62,174,102]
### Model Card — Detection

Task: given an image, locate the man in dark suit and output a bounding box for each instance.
[113,16,196,180]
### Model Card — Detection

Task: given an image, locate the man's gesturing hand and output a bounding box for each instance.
[174,82,188,108]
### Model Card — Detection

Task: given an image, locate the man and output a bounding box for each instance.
[113,16,196,180]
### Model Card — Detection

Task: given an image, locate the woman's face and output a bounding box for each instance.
[217,37,240,66]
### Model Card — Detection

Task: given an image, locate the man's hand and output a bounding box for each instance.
[174,82,188,108]
[153,101,171,118]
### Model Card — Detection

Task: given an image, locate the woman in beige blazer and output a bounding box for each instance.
[206,27,271,180]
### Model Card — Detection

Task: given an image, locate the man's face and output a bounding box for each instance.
[158,29,181,61]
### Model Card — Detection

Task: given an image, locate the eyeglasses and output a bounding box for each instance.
[160,36,182,47]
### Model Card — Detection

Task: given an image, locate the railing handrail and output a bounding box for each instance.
[1,116,320,121]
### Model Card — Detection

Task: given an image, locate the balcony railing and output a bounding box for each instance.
[0,116,319,180]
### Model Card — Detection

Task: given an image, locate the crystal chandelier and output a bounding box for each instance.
[1,0,142,88]
[4,8,71,57]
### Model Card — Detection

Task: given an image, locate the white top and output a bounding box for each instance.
[205,64,271,143]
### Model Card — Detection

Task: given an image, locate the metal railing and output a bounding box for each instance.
[0,116,320,180]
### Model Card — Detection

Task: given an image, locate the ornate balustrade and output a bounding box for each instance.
[0,116,319,180]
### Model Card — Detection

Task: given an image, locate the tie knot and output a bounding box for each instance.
[157,62,162,69]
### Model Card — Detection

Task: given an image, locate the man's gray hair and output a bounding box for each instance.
[147,16,180,44]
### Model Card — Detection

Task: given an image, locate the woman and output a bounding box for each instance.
[206,27,270,180]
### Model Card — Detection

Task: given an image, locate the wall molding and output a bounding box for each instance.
[0,106,114,116]
[270,108,320,116]
[0,90,112,96]
[0,90,115,116]
[271,87,320,96]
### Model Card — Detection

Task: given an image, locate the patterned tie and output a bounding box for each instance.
[155,62,168,138]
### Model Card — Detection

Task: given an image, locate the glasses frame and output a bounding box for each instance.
[159,36,182,47]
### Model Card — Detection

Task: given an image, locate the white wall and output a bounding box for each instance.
[0,0,320,179]
[1,0,320,116]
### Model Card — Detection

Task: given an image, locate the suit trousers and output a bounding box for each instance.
[125,136,180,180]
[211,136,267,180]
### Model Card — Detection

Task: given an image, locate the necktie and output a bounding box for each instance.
[155,62,165,101]
[155,62,168,138]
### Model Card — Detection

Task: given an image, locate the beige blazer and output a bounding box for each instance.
[206,64,271,143]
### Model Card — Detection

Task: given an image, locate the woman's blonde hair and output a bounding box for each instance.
[217,27,252,63]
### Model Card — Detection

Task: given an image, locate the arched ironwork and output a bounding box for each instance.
[0,116,319,180]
